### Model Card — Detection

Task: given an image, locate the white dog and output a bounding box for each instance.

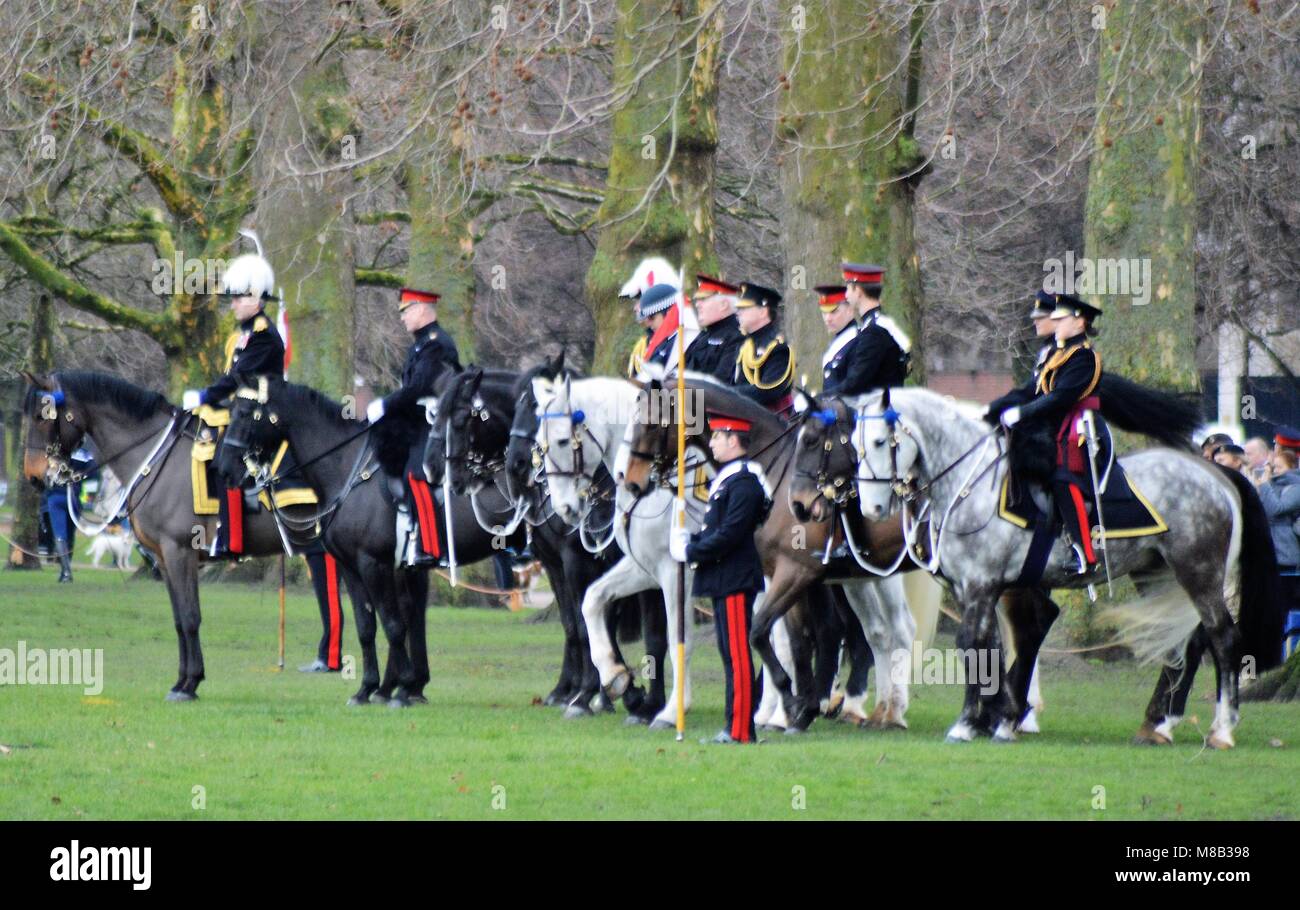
[88,525,134,569]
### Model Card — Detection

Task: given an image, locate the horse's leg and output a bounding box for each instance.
[400,567,430,702]
[808,584,847,718]
[842,575,915,729]
[153,546,190,697]
[535,537,580,706]
[632,590,669,722]
[749,560,818,732]
[564,547,610,719]
[580,556,654,697]
[946,589,1002,742]
[826,584,876,724]
[159,540,204,699]
[1169,556,1240,749]
[783,596,819,711]
[992,588,1059,739]
[1135,627,1206,745]
[360,555,416,707]
[336,558,381,705]
[754,606,789,730]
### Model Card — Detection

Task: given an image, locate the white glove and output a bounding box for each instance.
[182,389,203,411]
[366,398,386,423]
[669,528,690,563]
[1000,406,1021,428]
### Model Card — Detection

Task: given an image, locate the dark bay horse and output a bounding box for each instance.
[425,364,668,721]
[215,376,532,707]
[21,370,371,701]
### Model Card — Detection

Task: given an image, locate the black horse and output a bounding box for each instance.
[215,375,527,707]
[425,363,668,721]
[21,370,374,701]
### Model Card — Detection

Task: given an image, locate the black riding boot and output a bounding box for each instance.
[57,551,74,583]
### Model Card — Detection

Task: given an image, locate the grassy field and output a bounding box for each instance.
[1,568,1297,820]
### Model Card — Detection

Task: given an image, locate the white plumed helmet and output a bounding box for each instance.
[220,229,277,300]
[618,256,679,298]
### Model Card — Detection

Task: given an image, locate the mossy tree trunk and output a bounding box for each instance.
[777,0,927,386]
[584,0,722,376]
[1084,2,1204,390]
[257,26,358,398]
[1242,648,1300,702]
[7,295,54,569]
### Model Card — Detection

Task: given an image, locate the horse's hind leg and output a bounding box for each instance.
[337,559,381,705]
[361,556,416,707]
[1170,558,1240,749]
[160,541,203,700]
[824,584,875,724]
[623,591,667,723]
[749,562,818,732]
[535,537,580,706]
[399,567,430,702]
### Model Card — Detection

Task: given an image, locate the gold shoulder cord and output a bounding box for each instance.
[222,331,241,371]
[626,336,648,380]
[1036,341,1098,397]
[740,336,796,390]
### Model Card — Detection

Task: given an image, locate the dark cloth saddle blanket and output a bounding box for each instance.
[999,457,1167,538]
[189,407,318,515]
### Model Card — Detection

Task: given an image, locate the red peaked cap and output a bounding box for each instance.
[707,411,752,434]
[694,274,740,298]
[841,262,884,286]
[399,287,440,311]
[1276,426,1300,449]
[815,284,847,311]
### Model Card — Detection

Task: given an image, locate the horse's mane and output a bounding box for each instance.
[514,360,586,400]
[272,380,353,428]
[52,370,170,420]
[684,371,784,434]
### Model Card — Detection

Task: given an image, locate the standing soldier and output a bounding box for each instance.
[182,245,287,559]
[999,294,1107,573]
[366,288,462,566]
[669,411,772,744]
[835,262,910,395]
[985,290,1059,420]
[733,282,796,418]
[684,275,745,383]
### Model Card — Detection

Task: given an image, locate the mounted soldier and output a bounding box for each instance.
[994,294,1108,574]
[985,289,1060,420]
[181,236,289,559]
[366,287,462,566]
[834,262,910,395]
[636,283,682,373]
[815,284,858,395]
[733,282,796,418]
[683,275,745,384]
[620,257,678,380]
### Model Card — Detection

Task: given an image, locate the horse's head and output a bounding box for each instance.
[505,381,542,504]
[21,371,91,489]
[853,389,919,519]
[425,366,489,495]
[531,372,593,525]
[789,395,858,524]
[621,379,677,497]
[217,376,289,487]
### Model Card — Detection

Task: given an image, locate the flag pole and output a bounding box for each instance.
[674,287,688,742]
[278,553,286,671]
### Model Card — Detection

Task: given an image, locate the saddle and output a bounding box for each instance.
[999,459,1168,538]
[189,405,318,516]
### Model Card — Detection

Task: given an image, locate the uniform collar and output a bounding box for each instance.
[708,458,773,499]
[859,308,880,328]
[745,319,777,340]
[1055,332,1089,349]
[239,309,266,331]
[822,321,859,366]
[412,321,439,342]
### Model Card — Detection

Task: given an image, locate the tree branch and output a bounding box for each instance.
[355,268,405,288]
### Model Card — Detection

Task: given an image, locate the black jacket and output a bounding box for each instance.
[836,309,909,395]
[820,323,860,395]
[644,328,676,369]
[203,311,284,404]
[383,322,462,420]
[687,461,769,597]
[684,313,745,384]
[733,320,794,409]
[987,342,1052,420]
[1018,334,1100,428]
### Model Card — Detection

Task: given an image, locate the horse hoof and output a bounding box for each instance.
[783,725,805,736]
[388,697,410,709]
[542,690,567,707]
[165,690,196,702]
[563,703,593,720]
[648,718,675,731]
[1133,723,1172,746]
[604,668,632,700]
[371,692,391,705]
[1018,710,1041,734]
[757,723,785,733]
[841,711,870,728]
[823,691,845,719]
[624,714,651,726]
[346,695,373,707]
[991,721,1017,743]
[1206,730,1235,750]
[945,721,975,743]
[406,694,429,706]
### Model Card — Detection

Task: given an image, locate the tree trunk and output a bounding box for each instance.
[7,295,54,569]
[778,0,926,386]
[257,34,358,398]
[584,0,722,376]
[1242,648,1300,702]
[1084,2,1204,390]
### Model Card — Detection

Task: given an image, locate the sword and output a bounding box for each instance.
[1080,409,1112,597]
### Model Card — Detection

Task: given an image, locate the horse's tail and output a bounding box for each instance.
[1216,465,1285,672]
[1102,583,1202,668]
[1096,374,1201,451]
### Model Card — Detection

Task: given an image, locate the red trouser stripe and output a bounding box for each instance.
[728,593,752,743]
[225,488,244,553]
[325,554,341,669]
[1068,483,1096,563]
[408,473,441,558]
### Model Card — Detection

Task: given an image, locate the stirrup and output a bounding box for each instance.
[1071,543,1088,575]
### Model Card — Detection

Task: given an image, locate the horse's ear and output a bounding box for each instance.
[554,349,566,375]
[22,370,54,391]
[881,386,892,410]
[468,368,485,394]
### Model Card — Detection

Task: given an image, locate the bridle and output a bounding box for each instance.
[535,385,621,550]
[441,391,505,486]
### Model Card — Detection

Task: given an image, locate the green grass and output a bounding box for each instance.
[1,569,1297,820]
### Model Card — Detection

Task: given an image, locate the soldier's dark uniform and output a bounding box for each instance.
[684,413,771,744]
[684,275,745,383]
[638,283,680,372]
[832,264,910,395]
[1007,295,1108,570]
[815,285,859,395]
[378,288,462,565]
[733,283,796,417]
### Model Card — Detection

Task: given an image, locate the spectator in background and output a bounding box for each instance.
[1214,443,1247,473]
[1277,426,1300,458]
[1244,437,1273,486]
[1258,448,1300,616]
[43,445,97,583]
[1201,433,1233,461]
